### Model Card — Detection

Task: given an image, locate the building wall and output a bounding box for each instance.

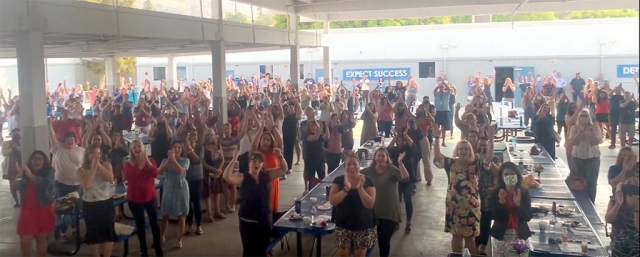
[0,58,88,93]
[136,18,639,99]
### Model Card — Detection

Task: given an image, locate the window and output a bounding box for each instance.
[153,67,166,81]
[299,64,305,79]
[418,62,436,79]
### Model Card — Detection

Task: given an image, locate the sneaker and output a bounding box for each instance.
[608,145,616,149]
[286,170,292,175]
[279,175,287,180]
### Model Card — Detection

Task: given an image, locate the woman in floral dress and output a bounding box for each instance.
[432,123,491,255]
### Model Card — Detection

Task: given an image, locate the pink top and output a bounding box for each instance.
[379,104,394,121]
[326,124,343,153]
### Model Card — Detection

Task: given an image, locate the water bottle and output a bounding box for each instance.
[462,248,471,257]
[500,117,503,126]
[519,115,524,127]
[310,205,317,219]
[561,227,569,244]
[518,161,525,174]
[294,198,302,214]
[549,224,556,237]
[511,136,517,150]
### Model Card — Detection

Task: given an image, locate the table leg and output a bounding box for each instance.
[296,232,302,257]
[315,236,322,257]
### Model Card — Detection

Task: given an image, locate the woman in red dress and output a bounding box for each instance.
[16,150,55,256]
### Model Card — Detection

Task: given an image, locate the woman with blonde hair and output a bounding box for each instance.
[502,77,515,107]
[124,140,163,256]
[608,147,638,191]
[202,128,224,221]
[568,109,602,203]
[432,124,483,254]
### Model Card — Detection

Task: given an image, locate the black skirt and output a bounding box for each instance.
[83,198,117,244]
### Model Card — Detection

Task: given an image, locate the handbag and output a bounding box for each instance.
[565,174,587,191]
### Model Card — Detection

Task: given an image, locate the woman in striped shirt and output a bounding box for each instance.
[220,123,243,213]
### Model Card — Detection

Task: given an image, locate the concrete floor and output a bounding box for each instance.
[0,123,637,257]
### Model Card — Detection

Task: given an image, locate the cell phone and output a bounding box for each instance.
[622,184,639,196]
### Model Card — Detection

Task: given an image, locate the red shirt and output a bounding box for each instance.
[124,159,159,204]
[52,119,82,142]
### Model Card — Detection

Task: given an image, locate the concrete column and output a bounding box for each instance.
[289,13,300,89]
[211,41,228,133]
[472,15,492,23]
[167,56,178,90]
[105,57,119,92]
[15,29,50,163]
[322,21,331,85]
[211,0,222,19]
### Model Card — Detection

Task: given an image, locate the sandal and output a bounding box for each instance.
[176,241,182,250]
[206,216,214,223]
[405,223,412,234]
[427,181,432,186]
[295,161,301,165]
[184,227,192,235]
[214,213,226,220]
[196,227,203,235]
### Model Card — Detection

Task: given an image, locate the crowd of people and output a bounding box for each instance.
[1,68,638,257]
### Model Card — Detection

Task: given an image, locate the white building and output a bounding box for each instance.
[136,17,640,100]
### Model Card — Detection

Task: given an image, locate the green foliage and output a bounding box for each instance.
[270,10,637,29]
[225,11,250,23]
[142,0,154,11]
[84,0,135,7]
[82,59,106,75]
[254,8,274,27]
[564,9,639,19]
[116,57,137,75]
[492,12,557,22]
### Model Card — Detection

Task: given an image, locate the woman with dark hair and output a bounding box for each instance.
[532,103,557,159]
[386,131,418,234]
[76,144,116,257]
[376,96,394,138]
[223,149,288,257]
[605,163,640,257]
[325,114,343,173]
[360,102,379,146]
[250,114,283,214]
[490,162,533,256]
[158,141,190,249]
[361,147,409,256]
[339,110,356,151]
[16,150,55,256]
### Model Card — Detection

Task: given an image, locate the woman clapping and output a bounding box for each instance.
[77,145,116,257]
[15,151,55,257]
[124,140,163,256]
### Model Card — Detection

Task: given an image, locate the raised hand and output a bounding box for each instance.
[398,152,406,163]
[499,189,507,204]
[232,149,239,160]
[344,177,352,192]
[513,189,522,207]
[356,174,366,189]
[273,148,282,157]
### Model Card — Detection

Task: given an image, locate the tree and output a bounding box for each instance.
[85,0,135,7]
[492,12,557,22]
[225,11,250,23]
[82,59,106,76]
[269,10,637,29]
[116,57,137,75]
[254,8,274,26]
[143,0,154,11]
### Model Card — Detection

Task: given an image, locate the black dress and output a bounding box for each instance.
[238,172,272,257]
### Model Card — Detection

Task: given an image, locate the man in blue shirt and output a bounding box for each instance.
[432,81,452,146]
